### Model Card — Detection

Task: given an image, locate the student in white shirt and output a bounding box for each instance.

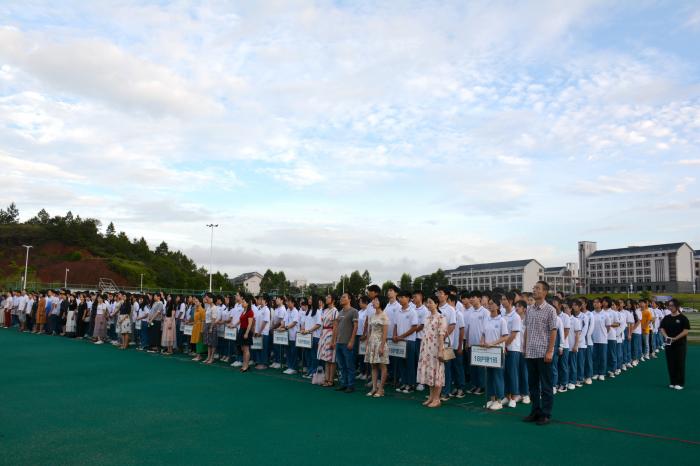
[301,298,322,377]
[465,291,488,395]
[202,295,220,365]
[565,301,581,391]
[551,297,568,393]
[603,297,620,377]
[591,298,611,380]
[436,287,456,402]
[93,295,109,343]
[393,290,419,393]
[631,301,642,366]
[356,296,370,381]
[572,299,587,386]
[271,297,287,369]
[582,299,595,383]
[412,291,429,392]
[280,297,299,374]
[254,296,271,370]
[481,295,509,411]
[384,285,402,386]
[502,292,522,407]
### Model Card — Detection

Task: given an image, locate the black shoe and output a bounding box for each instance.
[344,387,355,393]
[536,416,551,426]
[335,386,347,391]
[522,413,540,423]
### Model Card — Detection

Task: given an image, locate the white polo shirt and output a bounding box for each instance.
[395,306,419,342]
[256,306,271,335]
[632,309,642,335]
[577,313,588,349]
[505,309,522,352]
[438,303,456,348]
[567,314,581,349]
[284,307,299,341]
[415,304,428,339]
[466,306,488,347]
[384,300,401,338]
[592,310,611,344]
[482,314,509,347]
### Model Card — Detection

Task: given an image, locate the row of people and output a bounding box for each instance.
[1,282,689,419]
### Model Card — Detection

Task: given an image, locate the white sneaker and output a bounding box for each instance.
[500,397,509,405]
[567,383,576,390]
[553,387,557,394]
[585,378,592,385]
[669,384,675,389]
[94,340,104,345]
[270,363,280,369]
[233,361,243,367]
[615,369,621,375]
[622,365,628,371]
[416,384,425,392]
[513,395,522,402]
[486,400,494,408]
[674,385,684,390]
[599,376,605,381]
[508,399,517,408]
[489,401,503,410]
[632,361,638,367]
[592,375,599,380]
[283,368,297,375]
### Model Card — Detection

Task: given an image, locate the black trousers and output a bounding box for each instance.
[526,358,554,418]
[665,342,687,387]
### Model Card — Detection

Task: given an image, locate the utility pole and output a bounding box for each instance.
[22,245,32,289]
[206,224,219,292]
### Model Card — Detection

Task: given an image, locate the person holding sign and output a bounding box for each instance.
[254,296,271,370]
[660,299,690,390]
[364,296,390,397]
[481,295,509,410]
[301,299,322,378]
[393,290,419,394]
[279,298,299,375]
[236,295,255,372]
[522,281,558,426]
[417,296,448,408]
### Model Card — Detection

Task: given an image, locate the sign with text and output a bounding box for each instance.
[273,330,289,346]
[183,324,193,336]
[217,325,225,338]
[224,327,237,341]
[386,340,407,358]
[252,336,263,350]
[470,345,504,368]
[296,332,312,349]
[358,339,367,355]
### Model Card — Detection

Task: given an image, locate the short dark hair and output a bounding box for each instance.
[536,280,550,292]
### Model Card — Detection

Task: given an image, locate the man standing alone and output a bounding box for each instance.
[334,293,359,393]
[522,281,557,426]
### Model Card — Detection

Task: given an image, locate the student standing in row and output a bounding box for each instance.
[365,296,390,398]
[417,296,447,408]
[334,293,358,393]
[318,295,338,387]
[482,295,509,410]
[660,299,690,390]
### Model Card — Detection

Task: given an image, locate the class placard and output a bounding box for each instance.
[183,324,193,336]
[296,332,312,349]
[224,327,237,340]
[217,325,225,338]
[251,336,263,350]
[273,330,289,346]
[386,340,407,358]
[470,345,504,368]
[358,339,367,355]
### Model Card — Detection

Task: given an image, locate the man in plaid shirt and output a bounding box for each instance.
[522,281,558,425]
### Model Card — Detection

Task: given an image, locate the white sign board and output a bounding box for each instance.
[470,345,504,368]
[358,339,367,355]
[386,340,407,358]
[273,330,289,346]
[224,327,237,341]
[252,336,263,350]
[296,332,312,349]
[183,324,193,336]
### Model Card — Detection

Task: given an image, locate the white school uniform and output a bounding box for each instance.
[256,306,271,335]
[466,306,488,347]
[273,306,286,330]
[584,310,595,346]
[505,310,522,352]
[482,314,509,347]
[395,306,419,342]
[357,308,367,337]
[384,300,401,338]
[415,305,428,340]
[577,314,588,349]
[604,309,617,340]
[615,312,625,343]
[555,315,565,349]
[559,313,571,349]
[632,309,642,335]
[567,315,581,349]
[438,303,457,347]
[284,308,299,341]
[313,310,322,338]
[592,311,610,344]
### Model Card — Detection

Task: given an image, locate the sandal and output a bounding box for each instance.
[366,389,377,397]
[373,390,384,398]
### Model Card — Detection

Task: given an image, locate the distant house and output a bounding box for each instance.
[229,272,263,295]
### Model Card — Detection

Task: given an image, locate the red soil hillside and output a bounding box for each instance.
[1,241,129,287]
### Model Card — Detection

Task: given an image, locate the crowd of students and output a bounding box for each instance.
[1,282,690,416]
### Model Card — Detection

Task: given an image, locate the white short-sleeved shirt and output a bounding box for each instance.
[384,300,402,338]
[632,309,642,335]
[273,306,286,328]
[302,310,316,336]
[256,306,271,335]
[96,302,107,316]
[414,305,428,339]
[592,310,610,344]
[567,315,581,349]
[466,307,488,346]
[395,307,419,342]
[505,310,522,352]
[584,310,595,345]
[450,310,464,349]
[357,308,367,336]
[604,309,617,340]
[482,314,509,347]
[205,304,219,324]
[438,303,457,347]
[285,307,299,341]
[615,312,626,342]
[313,310,322,338]
[577,314,588,349]
[556,314,568,349]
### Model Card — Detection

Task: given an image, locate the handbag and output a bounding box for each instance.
[311,367,325,385]
[441,337,455,361]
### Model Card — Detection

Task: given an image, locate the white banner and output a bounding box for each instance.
[225,327,237,341]
[296,332,312,349]
[470,345,504,368]
[273,330,289,346]
[183,324,193,336]
[252,336,263,350]
[386,340,407,358]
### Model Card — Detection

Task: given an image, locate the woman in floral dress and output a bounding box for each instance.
[317,295,338,387]
[364,296,389,397]
[417,296,448,408]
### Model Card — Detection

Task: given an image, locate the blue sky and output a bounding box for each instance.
[1,0,699,283]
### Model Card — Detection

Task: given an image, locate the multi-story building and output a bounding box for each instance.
[578,242,695,293]
[445,259,544,292]
[229,272,263,295]
[544,263,580,295]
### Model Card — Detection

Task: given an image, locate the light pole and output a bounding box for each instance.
[22,245,32,289]
[64,268,70,289]
[206,224,219,292]
[140,273,144,293]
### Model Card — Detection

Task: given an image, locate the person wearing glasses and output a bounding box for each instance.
[659,299,690,390]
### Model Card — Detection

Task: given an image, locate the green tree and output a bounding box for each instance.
[399,273,413,292]
[361,270,372,288]
[412,276,425,292]
[106,222,116,237]
[155,241,169,256]
[0,202,19,224]
[347,270,366,296]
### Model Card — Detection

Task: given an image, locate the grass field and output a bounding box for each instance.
[1,330,698,466]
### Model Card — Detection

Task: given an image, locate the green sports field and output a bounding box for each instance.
[1,330,697,465]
